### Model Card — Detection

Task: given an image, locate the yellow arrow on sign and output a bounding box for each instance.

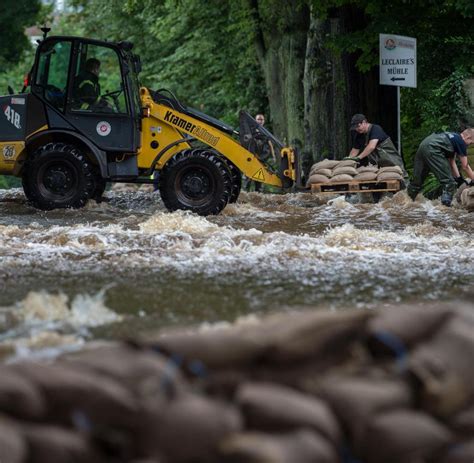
[252,168,265,181]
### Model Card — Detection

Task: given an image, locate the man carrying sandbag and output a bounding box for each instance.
[407,128,474,206]
[345,114,409,186]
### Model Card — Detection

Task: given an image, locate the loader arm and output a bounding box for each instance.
[139,88,296,188]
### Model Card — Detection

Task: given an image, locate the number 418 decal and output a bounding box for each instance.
[4,106,21,129]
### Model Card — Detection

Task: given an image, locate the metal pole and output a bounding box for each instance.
[397,86,401,153]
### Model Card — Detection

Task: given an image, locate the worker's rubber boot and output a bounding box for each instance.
[407,185,418,201]
[440,191,453,207]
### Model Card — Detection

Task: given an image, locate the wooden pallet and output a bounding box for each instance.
[311,179,401,194]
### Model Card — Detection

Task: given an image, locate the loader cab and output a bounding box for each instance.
[31,36,142,153]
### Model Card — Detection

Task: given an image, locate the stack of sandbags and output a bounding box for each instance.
[1,303,473,462]
[308,159,359,185]
[307,160,404,186]
[376,165,404,181]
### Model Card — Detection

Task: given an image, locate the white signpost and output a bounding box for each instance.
[379,34,417,153]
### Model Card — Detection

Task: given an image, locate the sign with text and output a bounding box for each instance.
[379,34,417,88]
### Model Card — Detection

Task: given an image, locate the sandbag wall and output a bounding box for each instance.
[307,159,404,186]
[0,304,473,463]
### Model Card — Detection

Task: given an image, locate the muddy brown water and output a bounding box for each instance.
[0,186,472,359]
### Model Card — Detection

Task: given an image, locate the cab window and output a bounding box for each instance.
[71,43,128,114]
[35,40,71,112]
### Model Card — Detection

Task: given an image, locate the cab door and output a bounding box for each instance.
[65,40,137,153]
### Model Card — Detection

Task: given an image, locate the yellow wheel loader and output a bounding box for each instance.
[0,33,302,215]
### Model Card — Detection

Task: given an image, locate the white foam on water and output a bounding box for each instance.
[0,289,122,361]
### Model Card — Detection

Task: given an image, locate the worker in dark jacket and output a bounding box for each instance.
[407,129,474,206]
[346,114,409,184]
[75,58,101,110]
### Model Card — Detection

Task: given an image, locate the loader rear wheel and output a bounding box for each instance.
[159,149,232,215]
[23,143,94,210]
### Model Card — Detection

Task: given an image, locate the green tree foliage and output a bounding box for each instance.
[0,0,42,65]
[61,0,268,126]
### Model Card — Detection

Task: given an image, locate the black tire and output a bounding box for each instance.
[91,169,107,203]
[159,149,232,215]
[23,143,94,210]
[220,156,242,203]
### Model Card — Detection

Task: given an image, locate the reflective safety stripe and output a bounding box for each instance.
[79,80,95,89]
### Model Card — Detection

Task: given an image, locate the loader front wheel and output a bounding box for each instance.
[159,149,232,215]
[23,143,94,210]
[220,157,242,203]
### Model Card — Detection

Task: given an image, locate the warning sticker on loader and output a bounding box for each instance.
[252,168,265,181]
[2,145,15,160]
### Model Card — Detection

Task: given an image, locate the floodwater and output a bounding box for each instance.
[0,186,473,360]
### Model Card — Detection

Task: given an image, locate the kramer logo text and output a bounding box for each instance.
[164,111,220,147]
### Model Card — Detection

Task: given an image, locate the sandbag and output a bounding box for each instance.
[354,172,377,181]
[0,367,46,419]
[308,174,330,185]
[409,316,474,417]
[368,305,454,353]
[236,382,341,444]
[0,419,27,463]
[257,310,371,364]
[450,404,474,435]
[438,439,474,463]
[364,410,453,463]
[309,168,332,177]
[460,186,474,211]
[330,174,354,183]
[317,376,413,452]
[219,430,338,463]
[143,393,242,463]
[22,425,103,463]
[9,362,139,428]
[357,165,378,173]
[312,159,340,170]
[332,166,358,176]
[337,159,358,168]
[377,171,403,181]
[378,165,403,175]
[65,343,186,396]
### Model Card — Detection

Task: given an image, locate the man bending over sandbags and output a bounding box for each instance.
[345,114,409,186]
[407,128,474,207]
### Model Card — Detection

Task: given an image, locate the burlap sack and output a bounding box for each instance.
[358,165,378,173]
[332,166,358,176]
[409,316,474,417]
[65,343,186,396]
[460,186,474,211]
[450,404,474,435]
[22,425,103,463]
[317,376,413,452]
[354,172,377,181]
[312,159,339,170]
[337,159,358,168]
[438,439,474,463]
[309,168,332,177]
[368,305,454,352]
[236,382,341,444]
[378,166,403,175]
[308,174,330,185]
[143,393,242,462]
[330,174,354,183]
[0,368,46,419]
[377,171,403,181]
[364,410,453,463]
[0,419,26,463]
[219,430,338,463]
[9,362,138,428]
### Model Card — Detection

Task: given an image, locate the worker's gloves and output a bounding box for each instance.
[454,176,467,187]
